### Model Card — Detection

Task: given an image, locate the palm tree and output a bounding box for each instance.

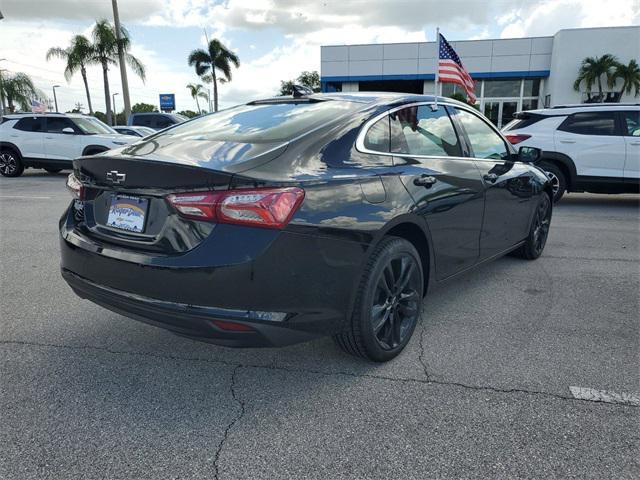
[188,39,239,112]
[573,54,618,101]
[91,19,146,125]
[186,83,208,114]
[46,35,96,114]
[0,72,42,112]
[611,59,640,100]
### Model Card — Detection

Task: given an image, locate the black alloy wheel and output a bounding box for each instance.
[0,150,24,177]
[334,237,424,361]
[539,161,566,203]
[514,193,552,260]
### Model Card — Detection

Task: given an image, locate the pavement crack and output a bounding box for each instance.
[213,365,246,480]
[417,316,431,382]
[1,339,636,408]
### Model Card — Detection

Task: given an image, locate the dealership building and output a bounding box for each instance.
[320,26,640,128]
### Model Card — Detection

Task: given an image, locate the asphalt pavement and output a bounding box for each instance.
[1,170,638,479]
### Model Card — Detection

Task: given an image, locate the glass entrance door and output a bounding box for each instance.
[483,99,519,129]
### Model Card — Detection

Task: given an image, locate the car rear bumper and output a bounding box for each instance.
[59,208,368,347]
[62,268,320,347]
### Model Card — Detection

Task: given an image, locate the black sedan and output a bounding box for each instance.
[60,93,552,362]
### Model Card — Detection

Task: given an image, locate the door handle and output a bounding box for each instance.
[630,141,640,146]
[483,173,499,183]
[559,139,576,144]
[45,136,54,139]
[413,175,437,188]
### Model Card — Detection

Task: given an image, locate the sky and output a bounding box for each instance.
[1,0,638,114]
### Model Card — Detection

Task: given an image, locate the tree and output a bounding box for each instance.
[92,19,146,125]
[188,38,239,112]
[131,102,158,113]
[46,35,96,114]
[0,72,41,112]
[573,54,618,101]
[186,83,208,114]
[611,59,640,100]
[279,70,321,96]
[177,110,198,118]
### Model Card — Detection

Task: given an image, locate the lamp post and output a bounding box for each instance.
[52,85,60,112]
[0,59,7,117]
[112,92,119,126]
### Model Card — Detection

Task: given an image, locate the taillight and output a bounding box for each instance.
[504,134,531,145]
[166,187,305,229]
[66,172,85,200]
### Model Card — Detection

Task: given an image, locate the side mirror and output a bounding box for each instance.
[518,146,541,164]
[62,127,75,135]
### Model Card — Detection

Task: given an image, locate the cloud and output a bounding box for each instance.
[1,0,163,22]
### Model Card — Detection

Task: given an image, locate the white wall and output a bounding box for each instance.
[547,26,640,106]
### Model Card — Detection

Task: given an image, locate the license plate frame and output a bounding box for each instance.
[106,194,149,233]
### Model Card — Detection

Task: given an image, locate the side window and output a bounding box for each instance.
[558,112,617,136]
[622,111,640,137]
[155,115,173,129]
[46,117,77,133]
[14,117,45,132]
[389,106,461,157]
[132,116,151,127]
[363,116,390,152]
[454,108,509,160]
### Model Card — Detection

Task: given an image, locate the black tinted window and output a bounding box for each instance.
[390,106,461,157]
[622,111,640,137]
[155,116,173,128]
[132,115,152,127]
[363,116,389,152]
[558,112,617,136]
[14,117,44,132]
[155,100,361,143]
[46,117,77,133]
[455,108,509,160]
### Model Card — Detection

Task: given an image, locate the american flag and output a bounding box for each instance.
[31,99,46,113]
[438,33,477,104]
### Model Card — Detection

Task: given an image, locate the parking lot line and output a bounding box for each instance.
[569,386,640,406]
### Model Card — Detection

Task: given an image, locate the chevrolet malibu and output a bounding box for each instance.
[60,93,552,362]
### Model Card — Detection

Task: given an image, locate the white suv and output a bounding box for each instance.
[0,113,139,177]
[503,104,639,201]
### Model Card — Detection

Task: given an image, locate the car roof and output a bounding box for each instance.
[523,104,640,116]
[248,92,469,108]
[2,112,92,119]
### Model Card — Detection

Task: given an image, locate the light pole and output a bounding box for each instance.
[0,59,6,117]
[112,0,131,124]
[112,92,119,126]
[52,85,60,112]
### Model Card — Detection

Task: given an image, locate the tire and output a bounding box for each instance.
[539,161,566,203]
[44,168,63,174]
[0,148,24,177]
[513,193,552,260]
[334,236,424,362]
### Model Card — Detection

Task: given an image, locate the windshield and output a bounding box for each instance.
[155,100,362,144]
[73,117,117,135]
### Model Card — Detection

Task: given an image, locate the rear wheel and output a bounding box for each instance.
[334,237,423,362]
[513,193,552,260]
[44,168,63,174]
[539,161,566,203]
[0,149,24,177]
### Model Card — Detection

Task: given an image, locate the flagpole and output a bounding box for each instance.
[434,27,440,109]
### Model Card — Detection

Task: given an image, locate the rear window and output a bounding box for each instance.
[502,114,546,131]
[558,112,617,136]
[156,100,361,143]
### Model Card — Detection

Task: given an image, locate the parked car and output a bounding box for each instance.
[503,104,640,201]
[113,126,157,138]
[128,112,187,131]
[0,113,139,177]
[60,93,552,362]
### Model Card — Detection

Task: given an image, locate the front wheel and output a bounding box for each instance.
[334,237,424,362]
[539,161,566,203]
[0,150,24,177]
[514,193,552,260]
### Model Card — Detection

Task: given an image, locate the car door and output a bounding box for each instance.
[381,104,485,280]
[554,111,626,179]
[10,117,46,158]
[43,117,82,160]
[450,106,536,260]
[620,110,640,183]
